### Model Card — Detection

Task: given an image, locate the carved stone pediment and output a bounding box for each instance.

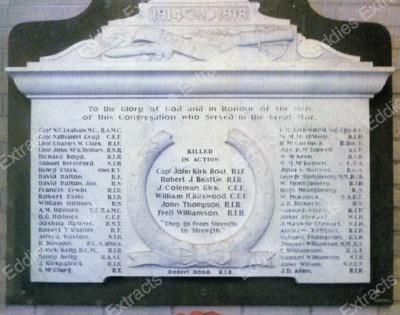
[40,0,361,64]
[6,1,394,98]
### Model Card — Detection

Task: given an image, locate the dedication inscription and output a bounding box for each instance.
[30,99,370,283]
[6,0,394,284]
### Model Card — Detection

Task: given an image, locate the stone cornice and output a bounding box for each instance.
[6,63,394,99]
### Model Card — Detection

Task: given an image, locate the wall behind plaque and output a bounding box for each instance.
[0,0,399,314]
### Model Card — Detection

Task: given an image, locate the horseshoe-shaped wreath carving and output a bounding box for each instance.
[128,129,275,268]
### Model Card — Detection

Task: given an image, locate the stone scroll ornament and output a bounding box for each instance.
[47,25,294,62]
[39,0,369,65]
[127,129,275,268]
[102,26,294,61]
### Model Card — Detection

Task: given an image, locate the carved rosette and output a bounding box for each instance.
[127,129,275,268]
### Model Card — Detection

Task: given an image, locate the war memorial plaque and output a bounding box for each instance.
[5,0,395,306]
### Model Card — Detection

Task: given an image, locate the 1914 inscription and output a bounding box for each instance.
[149,6,250,23]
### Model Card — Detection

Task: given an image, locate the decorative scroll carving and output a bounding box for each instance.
[103,27,217,61]
[40,39,103,60]
[128,129,275,268]
[297,36,360,61]
[39,0,364,64]
[101,26,294,61]
[297,39,323,59]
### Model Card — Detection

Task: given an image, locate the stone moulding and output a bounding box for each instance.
[4,1,395,270]
[5,65,394,99]
[5,0,394,99]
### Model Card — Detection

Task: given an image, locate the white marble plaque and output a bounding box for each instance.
[6,0,393,284]
[29,98,370,283]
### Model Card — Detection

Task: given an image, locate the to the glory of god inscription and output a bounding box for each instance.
[29,100,374,283]
[6,0,395,306]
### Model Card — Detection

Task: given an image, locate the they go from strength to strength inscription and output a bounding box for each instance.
[6,0,394,284]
